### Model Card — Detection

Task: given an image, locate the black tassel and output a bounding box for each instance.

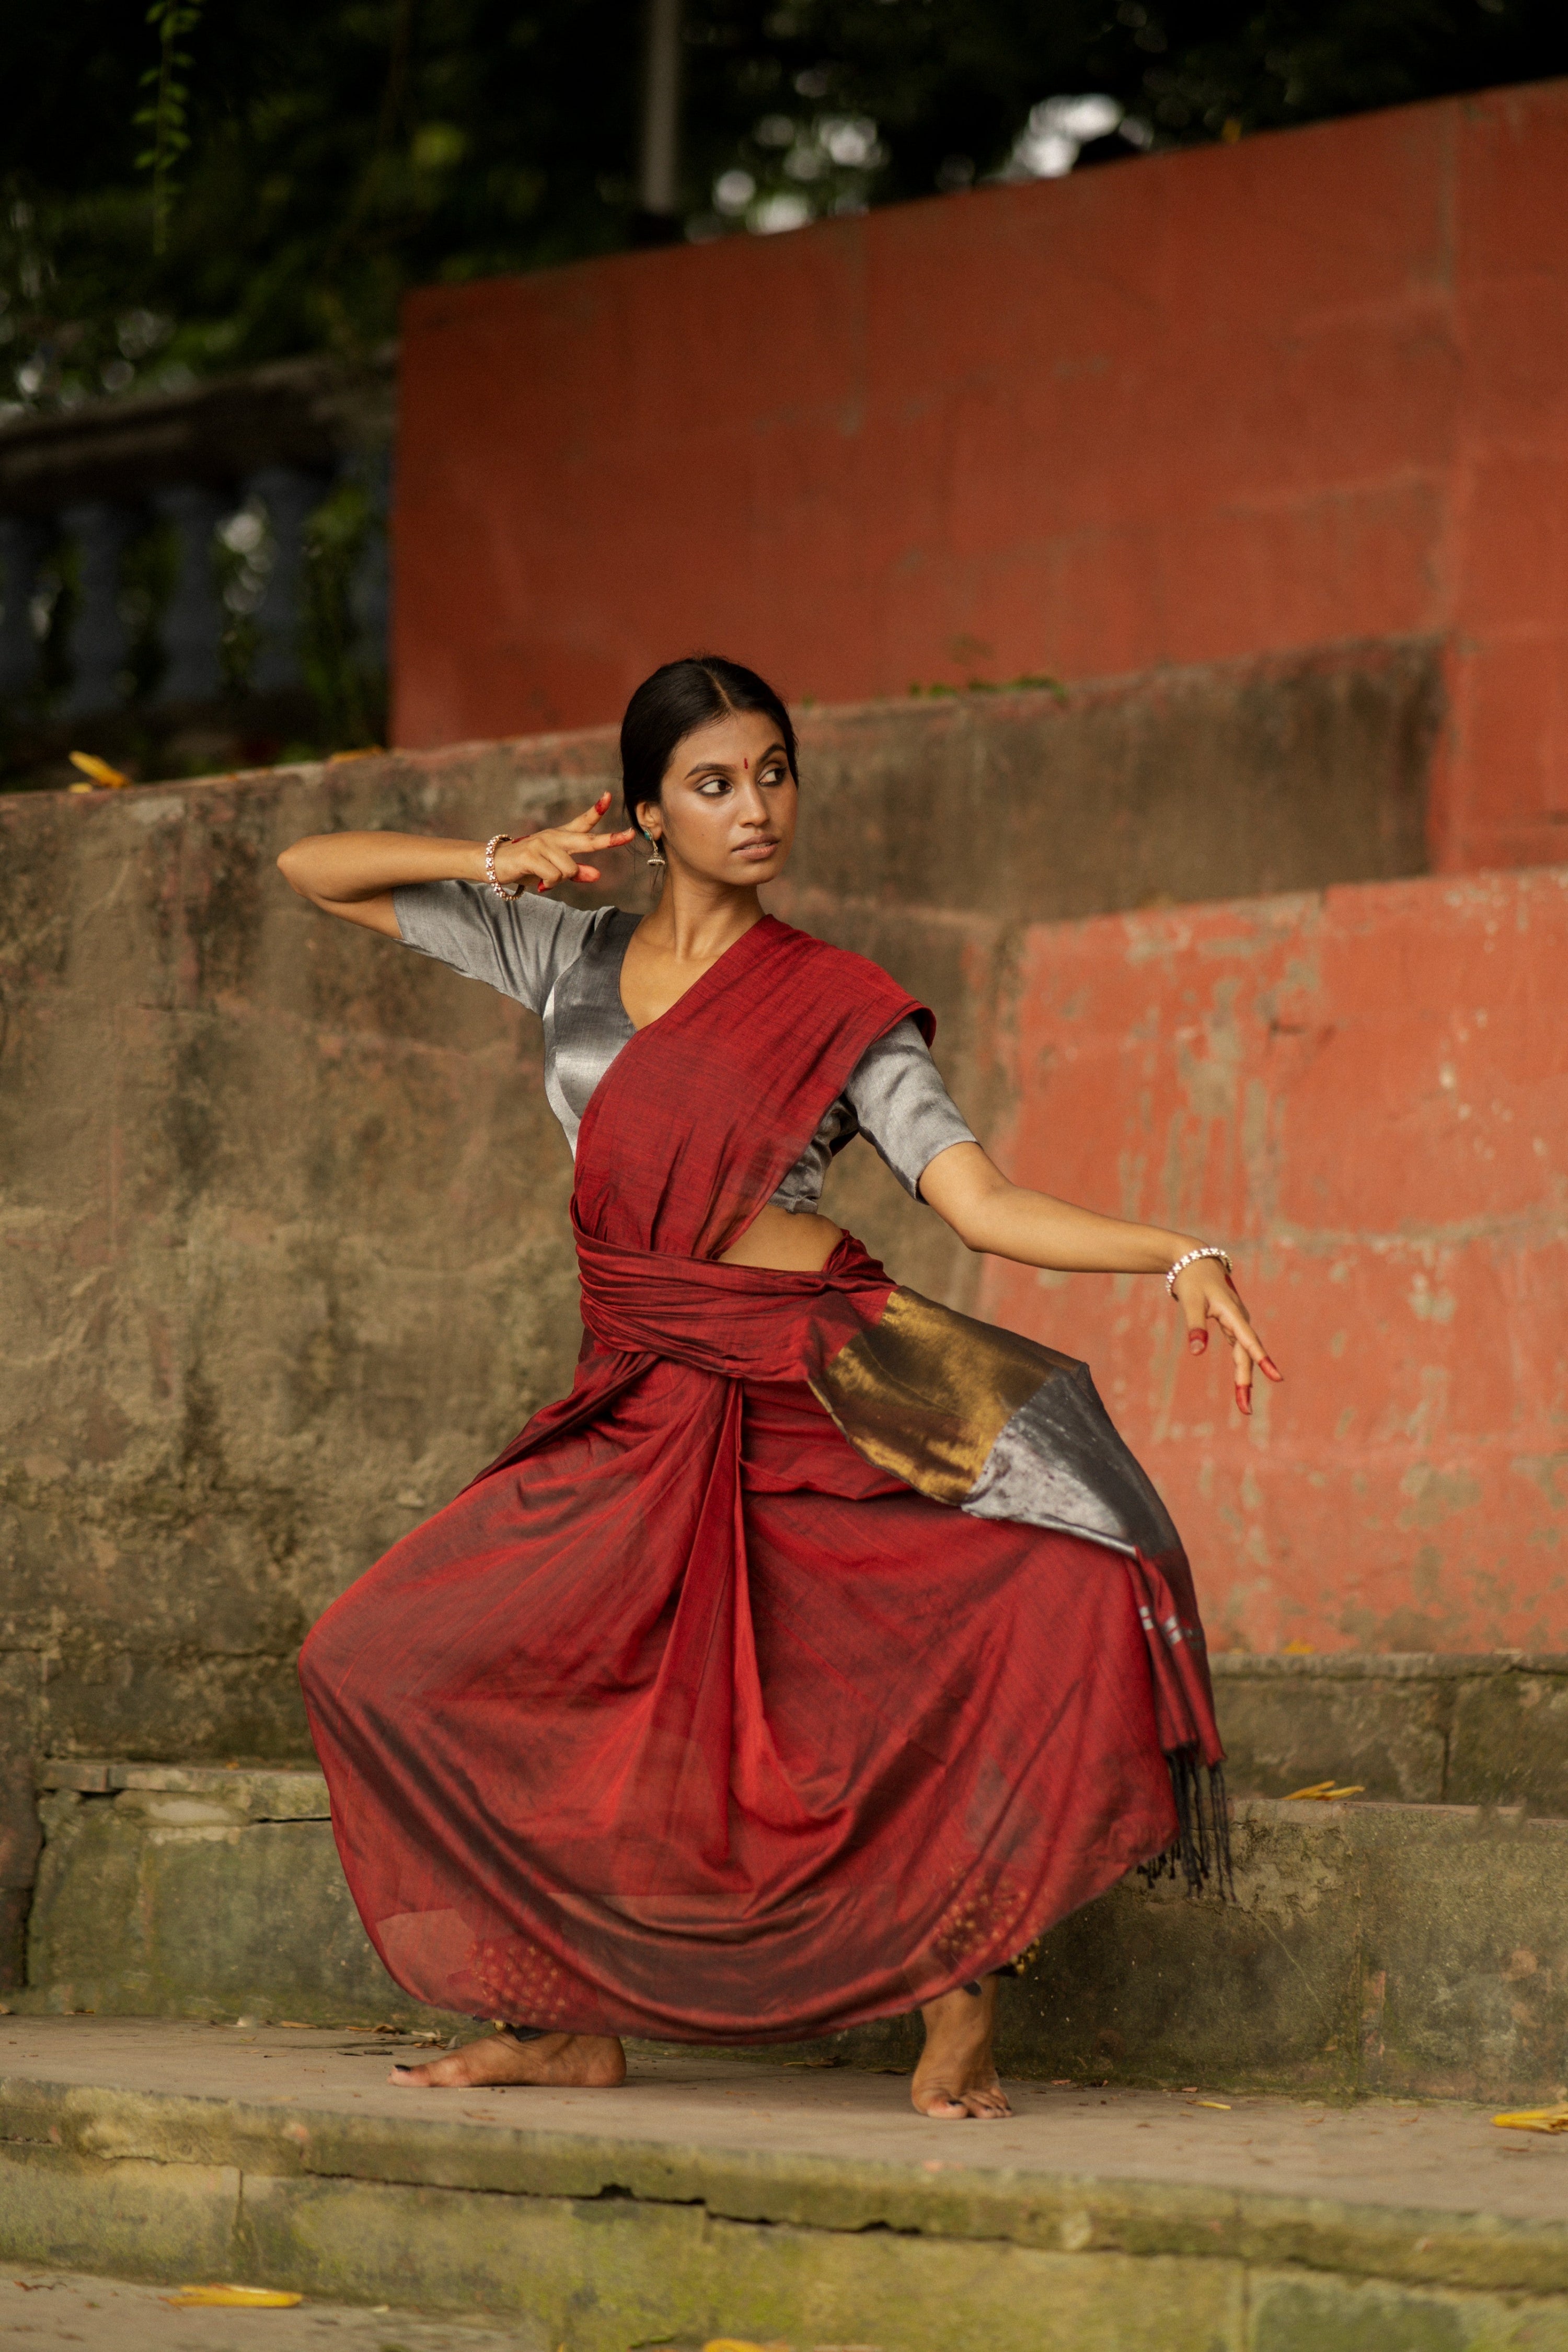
[1138,1749,1234,1899]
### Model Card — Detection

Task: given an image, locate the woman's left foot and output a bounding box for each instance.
[912,1979,1012,2119]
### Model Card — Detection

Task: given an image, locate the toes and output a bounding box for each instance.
[915,2088,972,2119]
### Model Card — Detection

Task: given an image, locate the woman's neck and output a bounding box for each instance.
[637,873,764,965]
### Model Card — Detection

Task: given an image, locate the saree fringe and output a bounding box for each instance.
[1139,1753,1235,1900]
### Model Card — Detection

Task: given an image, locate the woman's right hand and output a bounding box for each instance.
[495,794,636,893]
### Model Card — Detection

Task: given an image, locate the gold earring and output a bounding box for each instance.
[645,834,665,870]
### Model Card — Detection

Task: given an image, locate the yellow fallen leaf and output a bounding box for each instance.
[1284,1781,1365,1802]
[1282,1641,1316,1654]
[68,751,132,788]
[1493,2107,1568,2133]
[327,745,386,762]
[163,2285,304,2307]
[1197,2099,1232,2110]
[702,2341,789,2352]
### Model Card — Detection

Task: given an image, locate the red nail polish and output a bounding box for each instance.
[1188,1331,1208,1354]
[1236,1385,1251,1415]
[1262,1356,1283,1380]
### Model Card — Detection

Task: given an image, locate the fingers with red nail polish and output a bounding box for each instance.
[1187,1330,1208,1355]
[1262,1356,1284,1382]
[1236,1383,1252,1416]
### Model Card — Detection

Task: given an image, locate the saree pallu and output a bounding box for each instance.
[300,916,1228,2043]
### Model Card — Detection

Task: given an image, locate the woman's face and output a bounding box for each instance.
[639,709,797,888]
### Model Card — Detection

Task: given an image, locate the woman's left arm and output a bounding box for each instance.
[919,1140,1282,1416]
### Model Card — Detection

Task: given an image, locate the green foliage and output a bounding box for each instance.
[1,0,1565,411]
[135,1,206,255]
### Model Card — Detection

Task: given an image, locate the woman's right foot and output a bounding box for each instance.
[911,1979,1012,2119]
[389,2030,626,2089]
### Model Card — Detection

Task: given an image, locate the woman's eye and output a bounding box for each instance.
[696,775,729,796]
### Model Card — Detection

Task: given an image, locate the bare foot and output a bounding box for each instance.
[911,1979,1012,2119]
[389,2030,626,2090]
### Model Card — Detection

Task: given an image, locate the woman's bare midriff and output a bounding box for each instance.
[717,1205,843,1272]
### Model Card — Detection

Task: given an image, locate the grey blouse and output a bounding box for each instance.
[393,883,976,1215]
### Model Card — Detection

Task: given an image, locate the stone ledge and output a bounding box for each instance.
[14,1775,1568,2103]
[3,2022,1568,2322]
[36,1761,329,1820]
[1211,1653,1568,1681]
[1210,1654,1568,1813]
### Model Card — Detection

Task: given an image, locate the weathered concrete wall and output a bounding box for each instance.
[1,733,620,1813]
[974,867,1568,1655]
[0,653,1555,1917]
[397,77,1568,875]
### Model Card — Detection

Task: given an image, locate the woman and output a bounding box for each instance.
[282,655,1279,2122]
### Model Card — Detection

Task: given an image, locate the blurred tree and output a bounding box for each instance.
[3,0,1565,411]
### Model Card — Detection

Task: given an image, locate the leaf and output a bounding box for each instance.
[1493,2108,1568,2134]
[163,2286,304,2307]
[69,751,132,787]
[1284,1781,1365,1802]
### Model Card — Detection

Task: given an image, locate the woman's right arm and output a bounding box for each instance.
[276,794,636,937]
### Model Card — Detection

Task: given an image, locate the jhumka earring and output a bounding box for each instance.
[645,833,666,870]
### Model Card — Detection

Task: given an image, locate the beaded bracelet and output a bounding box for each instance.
[1166,1244,1232,1297]
[485,834,521,901]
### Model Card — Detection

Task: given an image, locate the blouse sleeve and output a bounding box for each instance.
[844,1017,977,1199]
[391,881,598,1016]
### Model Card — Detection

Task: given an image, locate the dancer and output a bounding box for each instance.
[281,655,1279,2121]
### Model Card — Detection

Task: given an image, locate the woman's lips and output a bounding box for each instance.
[733,838,780,860]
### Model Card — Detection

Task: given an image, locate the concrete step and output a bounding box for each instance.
[3,2017,1567,2352]
[3,2264,543,2350]
[17,1761,1568,2106]
[1213,1652,1568,1812]
[20,1761,456,2034]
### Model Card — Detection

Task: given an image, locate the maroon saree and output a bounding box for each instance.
[300,916,1226,2042]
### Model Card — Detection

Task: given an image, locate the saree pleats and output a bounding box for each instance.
[300,916,1223,2041]
[304,1369,1177,2038]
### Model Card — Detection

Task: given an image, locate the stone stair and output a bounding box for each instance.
[3,2016,1567,2351]
[12,1654,1568,2106]
[1210,1651,1568,1813]
[6,1655,1568,2347]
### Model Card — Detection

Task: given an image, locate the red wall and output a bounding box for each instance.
[397,79,1568,877]
[978,864,1568,1654]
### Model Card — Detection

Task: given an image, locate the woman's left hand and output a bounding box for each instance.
[1172,1260,1283,1418]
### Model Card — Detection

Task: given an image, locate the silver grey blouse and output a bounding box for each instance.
[393,883,976,1214]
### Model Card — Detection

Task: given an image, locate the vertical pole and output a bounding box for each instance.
[346,448,391,678]
[636,0,683,237]
[244,465,325,696]
[62,502,135,720]
[151,485,226,705]
[0,518,47,698]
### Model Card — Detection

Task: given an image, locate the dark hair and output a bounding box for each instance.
[619,655,798,832]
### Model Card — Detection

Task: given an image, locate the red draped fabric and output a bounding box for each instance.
[299,917,1184,2041]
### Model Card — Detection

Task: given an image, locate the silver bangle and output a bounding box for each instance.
[484,834,521,901]
[1166,1244,1232,1297]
